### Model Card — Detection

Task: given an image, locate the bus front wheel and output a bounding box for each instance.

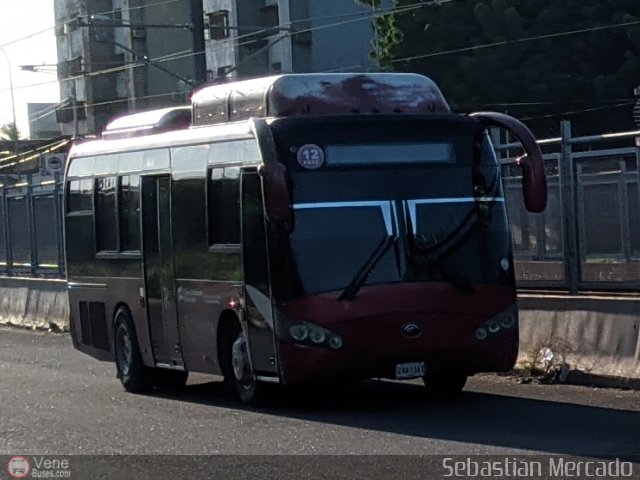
[223,325,270,405]
[422,374,467,397]
[113,307,153,393]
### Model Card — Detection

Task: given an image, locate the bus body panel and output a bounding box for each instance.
[62,74,546,394]
[173,278,239,374]
[275,283,517,385]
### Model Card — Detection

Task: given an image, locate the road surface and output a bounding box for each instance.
[1,327,639,459]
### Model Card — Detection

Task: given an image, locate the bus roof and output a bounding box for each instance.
[191,73,451,126]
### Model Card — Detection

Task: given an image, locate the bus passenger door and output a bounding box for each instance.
[241,169,278,376]
[141,175,184,368]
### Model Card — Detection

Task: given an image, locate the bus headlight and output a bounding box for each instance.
[475,327,488,340]
[475,304,518,341]
[285,320,344,350]
[487,320,501,334]
[309,329,326,344]
[289,325,309,342]
[328,335,343,350]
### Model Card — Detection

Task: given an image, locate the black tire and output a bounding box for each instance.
[153,370,189,392]
[423,374,467,397]
[220,321,272,405]
[113,307,153,393]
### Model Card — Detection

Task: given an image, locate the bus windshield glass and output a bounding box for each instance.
[271,116,511,298]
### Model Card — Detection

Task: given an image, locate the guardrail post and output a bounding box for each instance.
[559,121,579,294]
[1,186,8,276]
[27,174,38,276]
[618,160,631,261]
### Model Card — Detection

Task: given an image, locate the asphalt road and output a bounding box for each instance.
[2,326,640,459]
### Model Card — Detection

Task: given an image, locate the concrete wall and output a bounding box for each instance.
[0,278,69,331]
[2,279,639,381]
[518,293,640,380]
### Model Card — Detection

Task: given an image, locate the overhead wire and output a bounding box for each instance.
[5,0,639,124]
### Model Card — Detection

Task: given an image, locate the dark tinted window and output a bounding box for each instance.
[208,166,240,245]
[241,170,269,295]
[67,179,93,212]
[95,177,118,251]
[119,175,140,251]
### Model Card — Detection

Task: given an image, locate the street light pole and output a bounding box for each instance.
[0,45,19,157]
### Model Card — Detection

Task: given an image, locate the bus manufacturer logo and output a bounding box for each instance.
[401,322,421,338]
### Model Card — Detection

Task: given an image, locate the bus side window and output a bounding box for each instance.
[119,175,140,251]
[95,176,118,252]
[208,166,240,245]
[67,179,93,213]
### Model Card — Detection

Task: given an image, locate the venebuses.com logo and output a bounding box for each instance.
[5,456,71,479]
[6,456,31,479]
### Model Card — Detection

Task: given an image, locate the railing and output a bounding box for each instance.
[497,121,640,293]
[2,122,639,294]
[0,173,65,278]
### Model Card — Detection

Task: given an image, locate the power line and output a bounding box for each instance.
[389,19,640,64]
[521,101,637,121]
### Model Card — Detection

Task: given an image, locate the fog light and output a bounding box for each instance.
[309,329,326,344]
[289,325,309,342]
[328,335,343,349]
[487,320,501,334]
[475,327,488,341]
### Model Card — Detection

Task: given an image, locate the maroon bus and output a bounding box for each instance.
[63,73,546,404]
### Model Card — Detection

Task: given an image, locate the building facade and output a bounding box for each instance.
[54,0,206,135]
[27,103,63,140]
[202,0,382,81]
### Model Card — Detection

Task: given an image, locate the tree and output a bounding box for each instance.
[0,122,19,141]
[360,0,640,136]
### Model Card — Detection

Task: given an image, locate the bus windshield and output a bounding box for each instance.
[272,116,511,297]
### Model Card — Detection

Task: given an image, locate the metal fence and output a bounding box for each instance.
[0,173,64,277]
[499,121,640,293]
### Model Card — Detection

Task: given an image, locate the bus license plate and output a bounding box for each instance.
[395,361,426,379]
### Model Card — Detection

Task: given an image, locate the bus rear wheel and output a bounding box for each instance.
[422,374,467,397]
[113,308,153,393]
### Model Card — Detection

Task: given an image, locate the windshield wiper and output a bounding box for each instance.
[339,235,397,301]
[405,207,476,294]
[412,234,475,294]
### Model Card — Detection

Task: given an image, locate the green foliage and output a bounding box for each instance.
[368,0,640,135]
[0,122,19,141]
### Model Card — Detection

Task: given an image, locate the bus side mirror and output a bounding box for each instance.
[469,111,547,213]
[250,118,294,230]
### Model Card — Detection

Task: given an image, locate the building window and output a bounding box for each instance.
[95,176,118,251]
[217,65,232,79]
[206,10,230,40]
[208,166,240,245]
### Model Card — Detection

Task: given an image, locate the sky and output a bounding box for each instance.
[0,1,60,139]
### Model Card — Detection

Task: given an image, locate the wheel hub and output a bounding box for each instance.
[231,333,253,386]
[116,325,132,376]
